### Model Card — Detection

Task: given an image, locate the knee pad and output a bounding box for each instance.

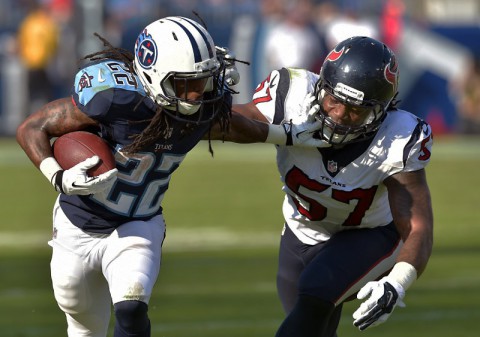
[114,300,150,337]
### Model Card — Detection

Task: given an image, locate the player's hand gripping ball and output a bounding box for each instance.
[53,131,116,177]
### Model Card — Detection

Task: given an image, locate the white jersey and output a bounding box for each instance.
[253,68,433,245]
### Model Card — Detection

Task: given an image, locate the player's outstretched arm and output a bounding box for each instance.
[209,101,330,148]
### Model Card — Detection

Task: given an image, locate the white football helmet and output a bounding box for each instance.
[133,16,225,123]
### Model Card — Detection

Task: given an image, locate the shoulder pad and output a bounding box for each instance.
[74,60,145,107]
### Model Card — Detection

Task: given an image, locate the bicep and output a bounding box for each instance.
[384,169,433,274]
[16,97,98,166]
[18,98,98,137]
[385,169,433,238]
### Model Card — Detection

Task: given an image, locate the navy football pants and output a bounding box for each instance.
[276,223,401,336]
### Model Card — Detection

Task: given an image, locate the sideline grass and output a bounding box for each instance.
[0,136,479,336]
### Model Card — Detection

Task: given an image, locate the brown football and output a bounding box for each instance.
[53,131,116,176]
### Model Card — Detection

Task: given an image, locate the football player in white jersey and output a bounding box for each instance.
[16,16,327,337]
[223,36,434,336]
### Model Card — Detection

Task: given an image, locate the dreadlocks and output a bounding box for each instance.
[81,33,231,155]
[82,33,135,74]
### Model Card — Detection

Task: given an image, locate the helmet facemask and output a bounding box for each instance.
[158,65,227,124]
[312,36,398,146]
[313,80,390,145]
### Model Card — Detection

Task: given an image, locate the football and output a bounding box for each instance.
[52,131,116,176]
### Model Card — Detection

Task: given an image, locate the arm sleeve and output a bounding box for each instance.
[403,119,433,172]
[251,69,287,125]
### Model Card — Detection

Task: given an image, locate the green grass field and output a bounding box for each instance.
[1,136,479,337]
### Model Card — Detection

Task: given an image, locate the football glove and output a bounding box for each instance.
[216,46,241,86]
[352,277,406,331]
[303,93,321,123]
[50,156,118,195]
[266,93,330,148]
[276,120,331,148]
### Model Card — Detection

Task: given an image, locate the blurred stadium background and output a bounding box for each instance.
[1,0,480,135]
[1,0,479,336]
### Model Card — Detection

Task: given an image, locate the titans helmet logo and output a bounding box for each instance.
[135,29,158,69]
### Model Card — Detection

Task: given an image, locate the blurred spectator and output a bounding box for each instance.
[313,1,378,52]
[104,0,164,50]
[0,32,27,136]
[453,58,480,134]
[263,0,322,72]
[230,0,287,103]
[17,0,59,115]
[0,0,478,136]
[380,0,405,52]
[46,0,77,98]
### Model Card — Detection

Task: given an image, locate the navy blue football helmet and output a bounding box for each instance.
[314,36,399,145]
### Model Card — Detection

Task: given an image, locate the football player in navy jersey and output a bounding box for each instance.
[16,16,327,337]
[220,36,434,336]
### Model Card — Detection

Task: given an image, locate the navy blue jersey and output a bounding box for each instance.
[59,59,213,233]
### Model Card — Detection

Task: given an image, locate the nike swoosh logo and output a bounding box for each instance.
[72,182,86,188]
[72,178,96,187]
[269,74,278,89]
[98,69,106,83]
[295,130,307,138]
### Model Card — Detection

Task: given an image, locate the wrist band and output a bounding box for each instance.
[39,157,63,182]
[389,262,418,290]
[266,124,287,145]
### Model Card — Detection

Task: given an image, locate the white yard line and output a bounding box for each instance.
[0,228,280,251]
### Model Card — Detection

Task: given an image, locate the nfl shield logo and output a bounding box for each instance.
[327,160,338,173]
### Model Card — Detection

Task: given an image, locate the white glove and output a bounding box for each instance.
[265,92,329,148]
[302,93,321,123]
[282,120,331,148]
[216,46,240,86]
[40,156,117,195]
[352,277,406,331]
[266,120,330,148]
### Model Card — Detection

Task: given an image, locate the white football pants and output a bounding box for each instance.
[49,197,166,337]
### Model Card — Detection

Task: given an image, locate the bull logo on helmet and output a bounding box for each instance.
[135,29,157,69]
[384,56,399,92]
[325,47,345,62]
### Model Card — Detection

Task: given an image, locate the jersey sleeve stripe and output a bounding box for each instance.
[273,68,291,124]
[402,118,425,167]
